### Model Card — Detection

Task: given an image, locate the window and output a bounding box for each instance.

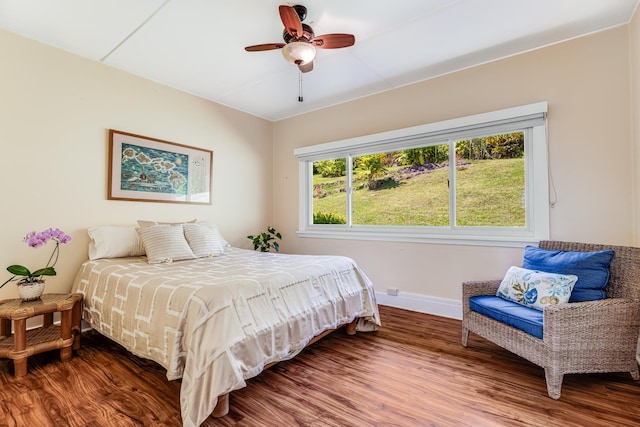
[295,103,549,247]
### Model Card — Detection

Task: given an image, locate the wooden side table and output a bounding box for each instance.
[0,293,82,376]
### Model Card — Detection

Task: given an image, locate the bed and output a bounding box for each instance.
[71,224,380,427]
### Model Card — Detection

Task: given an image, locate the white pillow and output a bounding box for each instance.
[136,224,196,264]
[88,226,146,260]
[183,223,226,258]
[496,266,578,311]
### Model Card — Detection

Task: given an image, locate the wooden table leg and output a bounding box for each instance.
[0,318,10,339]
[71,296,82,350]
[13,318,27,376]
[42,313,53,327]
[60,308,72,361]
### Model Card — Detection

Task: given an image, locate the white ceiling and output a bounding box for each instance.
[1,0,638,121]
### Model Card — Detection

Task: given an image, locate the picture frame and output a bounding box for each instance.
[108,129,213,204]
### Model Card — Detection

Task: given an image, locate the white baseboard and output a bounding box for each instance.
[376,292,640,364]
[375,291,462,320]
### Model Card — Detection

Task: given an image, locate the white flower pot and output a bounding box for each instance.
[17,280,45,301]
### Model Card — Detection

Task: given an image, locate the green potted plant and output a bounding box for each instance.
[247,226,282,252]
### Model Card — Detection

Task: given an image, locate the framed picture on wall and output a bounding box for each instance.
[108,129,213,204]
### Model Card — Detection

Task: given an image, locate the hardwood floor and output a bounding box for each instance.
[1,305,639,426]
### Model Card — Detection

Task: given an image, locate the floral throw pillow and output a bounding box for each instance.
[496,266,578,311]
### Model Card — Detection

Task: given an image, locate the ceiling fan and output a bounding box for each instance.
[244,4,355,73]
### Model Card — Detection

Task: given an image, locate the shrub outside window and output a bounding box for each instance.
[295,103,549,247]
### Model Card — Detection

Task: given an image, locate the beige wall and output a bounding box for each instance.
[632,7,640,245]
[0,30,273,299]
[1,21,636,310]
[273,26,633,304]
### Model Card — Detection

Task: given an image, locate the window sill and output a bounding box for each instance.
[296,228,543,248]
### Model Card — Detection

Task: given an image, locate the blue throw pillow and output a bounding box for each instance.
[522,246,614,302]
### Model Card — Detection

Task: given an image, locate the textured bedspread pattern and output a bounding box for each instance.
[72,248,380,426]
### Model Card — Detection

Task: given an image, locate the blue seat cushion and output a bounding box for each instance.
[469,295,543,339]
[522,246,615,302]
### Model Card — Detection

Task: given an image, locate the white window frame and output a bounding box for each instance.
[294,102,549,247]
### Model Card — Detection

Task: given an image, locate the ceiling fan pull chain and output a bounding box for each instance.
[298,70,304,102]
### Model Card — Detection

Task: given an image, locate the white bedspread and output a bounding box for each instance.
[71,248,380,426]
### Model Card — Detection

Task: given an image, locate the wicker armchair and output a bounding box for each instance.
[462,240,640,399]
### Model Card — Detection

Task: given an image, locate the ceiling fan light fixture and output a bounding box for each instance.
[281,42,316,65]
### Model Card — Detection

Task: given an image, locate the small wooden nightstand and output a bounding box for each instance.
[0,293,82,376]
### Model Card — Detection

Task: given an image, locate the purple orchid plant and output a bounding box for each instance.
[0,228,72,289]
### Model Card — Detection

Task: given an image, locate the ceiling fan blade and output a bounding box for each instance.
[279,5,303,38]
[245,43,286,52]
[311,34,355,49]
[298,61,314,73]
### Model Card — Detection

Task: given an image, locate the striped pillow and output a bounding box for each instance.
[137,219,197,227]
[183,223,226,258]
[197,221,230,248]
[136,224,196,264]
